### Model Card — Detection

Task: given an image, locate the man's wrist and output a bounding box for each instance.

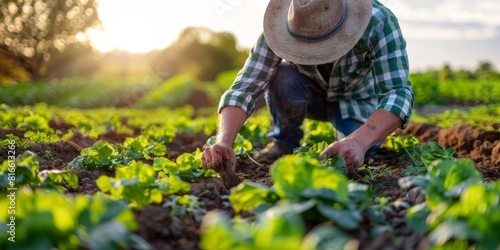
[348,136,369,153]
[216,134,234,147]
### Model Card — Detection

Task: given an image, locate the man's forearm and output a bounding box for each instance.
[216,106,248,146]
[347,109,403,152]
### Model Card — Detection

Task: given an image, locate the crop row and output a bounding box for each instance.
[200,139,500,249]
[410,74,500,105]
[0,69,237,109]
[412,104,500,131]
[2,69,500,110]
[1,104,499,249]
[3,134,496,249]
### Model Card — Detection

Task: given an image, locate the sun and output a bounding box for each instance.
[87,0,180,53]
[86,0,268,54]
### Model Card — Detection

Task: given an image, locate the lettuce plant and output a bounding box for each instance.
[153,150,217,182]
[96,161,190,209]
[0,151,78,193]
[403,159,500,249]
[229,153,372,231]
[0,189,151,250]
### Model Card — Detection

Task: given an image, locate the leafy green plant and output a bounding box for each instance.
[401,159,483,208]
[42,149,54,159]
[384,133,419,153]
[0,132,59,149]
[68,140,119,169]
[23,131,60,144]
[356,165,393,181]
[0,134,28,149]
[0,151,78,193]
[293,141,347,175]
[96,161,190,209]
[16,114,54,133]
[402,159,499,249]
[206,134,254,157]
[229,153,372,231]
[163,195,207,222]
[410,104,500,130]
[200,202,358,250]
[118,135,167,161]
[301,119,336,146]
[153,150,218,182]
[202,145,379,248]
[404,141,455,175]
[0,189,151,250]
[68,136,167,169]
[142,125,176,143]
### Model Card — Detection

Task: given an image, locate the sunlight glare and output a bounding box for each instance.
[88,0,182,53]
[87,0,267,53]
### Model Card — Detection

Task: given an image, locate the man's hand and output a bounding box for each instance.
[202,142,236,172]
[202,142,241,188]
[318,137,367,171]
[318,109,404,171]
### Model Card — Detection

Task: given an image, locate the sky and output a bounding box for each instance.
[87,0,500,71]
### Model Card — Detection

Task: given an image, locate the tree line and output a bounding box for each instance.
[0,0,247,83]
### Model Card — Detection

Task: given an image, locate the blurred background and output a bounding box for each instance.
[1,0,499,109]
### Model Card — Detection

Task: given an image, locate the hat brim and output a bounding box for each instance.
[264,0,373,65]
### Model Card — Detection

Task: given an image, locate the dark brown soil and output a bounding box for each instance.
[1,120,498,250]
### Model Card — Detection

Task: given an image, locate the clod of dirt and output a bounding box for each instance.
[189,178,228,197]
[213,165,242,189]
[189,178,229,210]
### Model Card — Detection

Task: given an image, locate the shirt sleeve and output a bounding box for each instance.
[218,33,282,116]
[371,14,414,128]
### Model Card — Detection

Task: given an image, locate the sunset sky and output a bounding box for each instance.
[87,0,500,71]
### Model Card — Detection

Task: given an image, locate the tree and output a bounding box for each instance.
[438,63,454,81]
[0,47,30,83]
[0,0,100,80]
[474,61,498,80]
[151,27,247,81]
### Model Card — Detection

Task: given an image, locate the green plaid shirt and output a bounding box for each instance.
[219,0,414,128]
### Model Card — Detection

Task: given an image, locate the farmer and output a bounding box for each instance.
[202,0,414,173]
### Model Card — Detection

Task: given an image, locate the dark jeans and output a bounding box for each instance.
[265,63,382,156]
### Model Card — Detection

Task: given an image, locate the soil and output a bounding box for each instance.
[1,120,499,250]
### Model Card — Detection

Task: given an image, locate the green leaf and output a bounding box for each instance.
[253,204,306,249]
[0,189,146,250]
[151,143,167,156]
[347,183,373,203]
[44,170,79,189]
[84,220,130,250]
[96,175,112,192]
[153,157,178,173]
[233,134,253,156]
[300,188,344,203]
[293,141,329,158]
[67,156,85,169]
[270,156,349,201]
[429,221,478,246]
[406,203,431,233]
[229,181,279,213]
[316,201,363,230]
[199,211,241,250]
[302,223,358,250]
[398,175,431,189]
[370,225,393,238]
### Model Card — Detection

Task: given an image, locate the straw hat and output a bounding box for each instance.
[264,0,372,65]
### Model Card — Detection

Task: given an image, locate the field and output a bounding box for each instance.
[1,76,500,249]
